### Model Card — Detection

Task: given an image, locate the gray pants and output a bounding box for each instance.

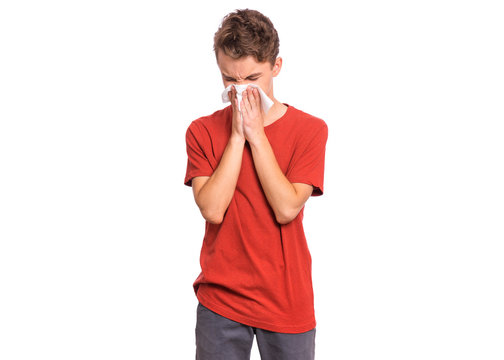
[196,303,316,360]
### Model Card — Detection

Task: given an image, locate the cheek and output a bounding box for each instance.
[258,79,272,93]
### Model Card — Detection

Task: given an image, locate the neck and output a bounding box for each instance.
[264,99,288,126]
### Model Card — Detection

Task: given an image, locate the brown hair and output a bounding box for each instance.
[213,9,280,66]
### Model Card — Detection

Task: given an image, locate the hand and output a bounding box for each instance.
[228,86,245,141]
[241,86,265,144]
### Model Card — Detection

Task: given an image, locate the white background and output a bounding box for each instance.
[1,0,503,359]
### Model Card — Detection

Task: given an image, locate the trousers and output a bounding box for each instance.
[195,302,316,360]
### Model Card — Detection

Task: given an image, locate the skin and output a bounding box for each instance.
[191,51,313,225]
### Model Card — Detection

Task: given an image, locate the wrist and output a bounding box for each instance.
[229,133,246,146]
[247,130,268,148]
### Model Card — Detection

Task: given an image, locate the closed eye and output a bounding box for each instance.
[224,77,258,82]
[222,73,262,82]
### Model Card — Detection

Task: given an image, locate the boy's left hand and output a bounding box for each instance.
[240,86,266,144]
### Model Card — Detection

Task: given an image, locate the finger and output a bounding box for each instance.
[230,87,240,113]
[240,94,246,111]
[228,86,235,102]
[240,96,249,120]
[250,87,263,115]
[234,96,239,110]
[242,89,252,113]
[253,88,262,107]
[228,91,234,107]
[245,87,257,110]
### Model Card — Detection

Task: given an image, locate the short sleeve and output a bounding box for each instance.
[184,122,214,186]
[286,122,328,196]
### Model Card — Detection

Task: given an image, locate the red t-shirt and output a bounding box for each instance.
[184,104,328,333]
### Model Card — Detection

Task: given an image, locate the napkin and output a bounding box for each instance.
[221,84,274,114]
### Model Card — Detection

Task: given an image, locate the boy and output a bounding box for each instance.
[184,9,328,360]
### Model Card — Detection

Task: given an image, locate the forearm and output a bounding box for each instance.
[194,135,245,223]
[249,133,306,224]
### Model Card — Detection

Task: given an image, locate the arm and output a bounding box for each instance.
[249,134,313,224]
[240,87,313,225]
[192,135,244,224]
[192,87,245,224]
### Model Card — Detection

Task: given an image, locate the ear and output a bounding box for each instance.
[272,57,283,77]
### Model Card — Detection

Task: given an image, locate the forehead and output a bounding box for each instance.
[217,52,271,76]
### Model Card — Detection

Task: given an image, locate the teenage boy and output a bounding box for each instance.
[184,9,328,360]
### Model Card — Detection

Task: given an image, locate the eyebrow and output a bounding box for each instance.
[222,72,263,80]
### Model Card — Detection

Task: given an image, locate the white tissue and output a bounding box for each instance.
[221,84,274,114]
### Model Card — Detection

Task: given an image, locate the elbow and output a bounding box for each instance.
[200,208,224,225]
[206,215,224,225]
[274,208,300,225]
[195,198,225,224]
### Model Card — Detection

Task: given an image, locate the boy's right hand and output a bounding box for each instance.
[229,86,245,141]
